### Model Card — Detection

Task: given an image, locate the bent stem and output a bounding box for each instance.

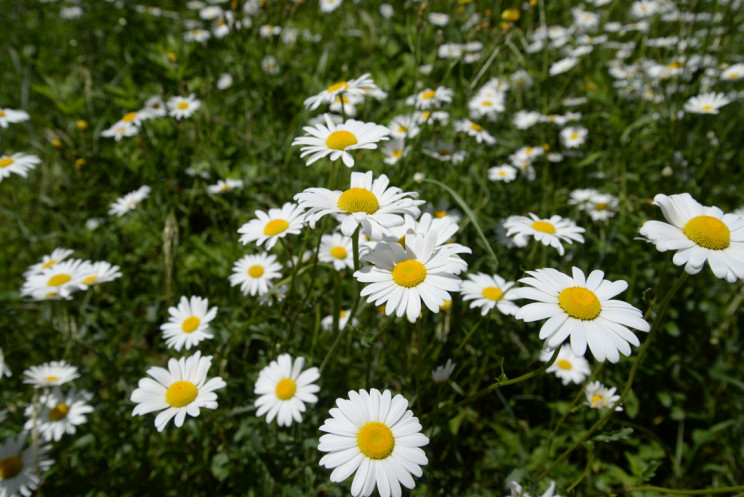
[536,271,689,480]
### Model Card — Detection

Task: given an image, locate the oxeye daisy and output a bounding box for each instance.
[100,121,139,141]
[23,248,75,277]
[0,433,53,497]
[207,178,244,194]
[406,86,454,109]
[321,309,358,331]
[381,139,410,165]
[511,267,650,363]
[304,73,377,110]
[721,63,744,81]
[354,232,462,323]
[549,57,579,76]
[453,119,496,145]
[237,202,306,250]
[319,233,354,271]
[540,345,591,385]
[20,258,90,301]
[388,114,421,140]
[584,381,622,410]
[24,387,94,442]
[639,193,744,282]
[108,185,150,217]
[0,153,41,183]
[254,354,320,427]
[488,164,518,183]
[160,296,218,351]
[143,95,167,118]
[130,351,226,432]
[229,253,283,297]
[560,126,588,148]
[461,272,519,316]
[167,93,201,120]
[292,115,390,168]
[294,170,423,240]
[0,108,30,128]
[504,213,585,256]
[683,92,731,115]
[23,360,80,389]
[318,388,429,497]
[78,260,122,286]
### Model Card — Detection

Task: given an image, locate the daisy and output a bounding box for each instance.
[0,108,30,128]
[354,232,463,322]
[513,110,542,130]
[100,121,139,141]
[540,345,591,385]
[130,351,226,432]
[292,115,390,168]
[261,55,279,74]
[23,248,74,277]
[454,119,496,145]
[237,202,305,250]
[207,178,243,194]
[432,359,455,383]
[684,92,731,115]
[469,92,506,121]
[388,114,421,140]
[583,192,619,221]
[20,258,90,300]
[24,387,94,442]
[318,388,429,497]
[0,153,41,183]
[115,109,151,127]
[422,140,467,164]
[0,433,53,497]
[254,354,320,427]
[143,95,167,118]
[108,185,150,217]
[184,28,211,42]
[428,12,449,26]
[1,348,11,379]
[638,193,744,282]
[461,272,520,316]
[320,0,343,13]
[488,164,518,183]
[381,139,410,165]
[321,309,358,331]
[319,233,355,271]
[229,253,282,296]
[167,94,201,120]
[560,126,588,148]
[406,86,454,109]
[584,381,622,410]
[216,72,233,90]
[549,57,579,76]
[23,360,80,388]
[511,267,651,363]
[78,260,122,285]
[303,73,378,110]
[329,93,364,117]
[294,170,423,240]
[721,63,744,81]
[504,213,585,256]
[160,296,218,351]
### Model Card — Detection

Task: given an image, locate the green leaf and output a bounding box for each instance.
[594,427,634,443]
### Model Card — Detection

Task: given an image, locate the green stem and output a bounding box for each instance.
[592,485,744,496]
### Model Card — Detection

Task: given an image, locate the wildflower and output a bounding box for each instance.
[639,193,744,282]
[318,389,429,497]
[406,86,454,109]
[0,433,53,497]
[432,359,455,383]
[540,345,591,385]
[261,55,279,74]
[585,381,622,410]
[23,248,75,277]
[388,114,421,140]
[143,95,167,118]
[454,119,496,145]
[23,360,80,389]
[319,233,354,271]
[216,73,233,89]
[504,213,585,256]
[207,178,243,194]
[100,121,139,141]
[488,164,518,183]
[721,63,744,81]
[108,185,150,217]
[0,153,41,183]
[24,387,94,442]
[683,92,731,114]
[461,272,519,316]
[167,94,201,120]
[303,73,378,111]
[1,348,11,379]
[131,352,225,432]
[512,267,650,363]
[254,354,320,426]
[549,57,579,76]
[381,139,410,165]
[513,110,542,129]
[428,12,450,26]
[229,253,282,297]
[20,259,90,301]
[238,202,305,250]
[160,296,217,351]
[320,0,343,13]
[0,108,30,128]
[560,126,588,148]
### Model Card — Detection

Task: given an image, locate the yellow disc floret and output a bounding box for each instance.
[0,157,14,168]
[392,260,427,288]
[420,89,436,100]
[165,380,198,407]
[531,221,556,234]
[48,403,70,421]
[263,219,289,236]
[0,456,23,479]
[47,274,72,287]
[330,246,348,259]
[557,359,573,370]
[327,81,349,93]
[683,215,730,250]
[177,102,189,110]
[337,188,379,214]
[182,316,200,333]
[482,286,503,301]
[559,287,601,320]
[248,265,265,278]
[274,378,297,400]
[326,130,358,150]
[357,421,395,460]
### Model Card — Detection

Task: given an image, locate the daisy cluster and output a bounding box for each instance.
[1,108,40,185]
[100,94,201,141]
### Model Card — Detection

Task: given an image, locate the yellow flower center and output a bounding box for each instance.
[469,123,484,132]
[82,275,99,285]
[122,112,137,122]
[248,265,265,278]
[591,394,606,407]
[337,188,379,214]
[46,375,59,382]
[420,89,436,100]
[701,104,714,112]
[0,110,5,117]
[557,359,573,370]
[420,111,431,120]
[570,132,579,140]
[357,421,395,460]
[502,8,520,21]
[274,378,296,400]
[47,274,72,287]
[177,102,189,110]
[683,215,730,250]
[437,150,452,156]
[397,125,407,133]
[439,300,452,310]
[728,72,740,79]
[340,310,348,318]
[41,259,58,269]
[325,130,358,150]
[165,380,198,407]
[434,210,447,218]
[327,81,349,93]
[263,219,289,236]
[668,61,685,69]
[0,157,14,168]
[392,149,403,158]
[531,221,556,234]
[0,456,23,479]
[595,203,608,210]
[525,147,534,154]
[481,100,493,107]
[482,286,503,301]
[182,316,200,333]
[392,260,427,288]
[559,287,601,320]
[330,246,348,259]
[48,403,70,421]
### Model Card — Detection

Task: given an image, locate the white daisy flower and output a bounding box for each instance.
[454,119,496,145]
[160,296,218,351]
[0,153,41,183]
[143,95,167,118]
[23,360,80,389]
[237,202,306,250]
[560,126,588,148]
[130,351,226,432]
[320,0,343,13]
[422,140,467,164]
[0,108,30,128]
[292,115,390,168]
[639,193,744,282]
[683,92,731,115]
[488,164,518,183]
[720,63,744,81]
[511,267,651,363]
[513,110,542,130]
[303,73,378,110]
[354,232,463,323]
[583,192,619,221]
[432,359,455,383]
[167,94,202,120]
[254,354,320,427]
[115,109,151,127]
[381,139,410,165]
[108,185,150,217]
[229,253,282,297]
[406,86,454,109]
[428,12,449,26]
[318,388,429,497]
[504,213,585,256]
[320,309,358,331]
[23,248,75,277]
[549,57,579,76]
[24,387,94,442]
[20,259,90,301]
[207,178,244,194]
[388,114,421,140]
[540,345,591,385]
[100,121,139,141]
[461,272,519,316]
[261,55,280,74]
[329,92,364,117]
[78,260,122,286]
[294,170,423,240]
[184,28,211,42]
[469,92,506,121]
[585,381,622,410]
[0,433,53,497]
[319,233,355,271]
